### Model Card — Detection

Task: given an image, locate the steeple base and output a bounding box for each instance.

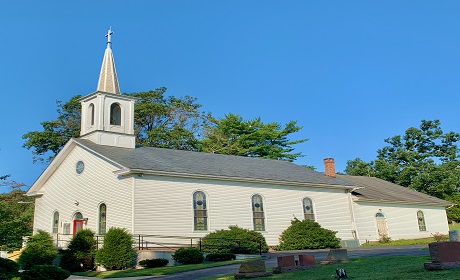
[80,131,135,149]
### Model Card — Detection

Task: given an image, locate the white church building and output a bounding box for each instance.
[27,29,452,248]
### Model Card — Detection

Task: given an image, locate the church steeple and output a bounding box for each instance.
[96,27,120,94]
[79,28,136,149]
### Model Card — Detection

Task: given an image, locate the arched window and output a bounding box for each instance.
[417,211,426,231]
[110,103,121,125]
[52,211,59,234]
[99,204,107,235]
[89,103,95,126]
[252,194,265,231]
[375,212,385,218]
[193,191,208,230]
[302,197,315,221]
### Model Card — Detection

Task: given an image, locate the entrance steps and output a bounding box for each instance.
[7,248,23,261]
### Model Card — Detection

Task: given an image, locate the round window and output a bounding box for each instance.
[76,161,85,174]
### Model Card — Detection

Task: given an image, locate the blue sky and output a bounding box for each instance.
[1,1,459,191]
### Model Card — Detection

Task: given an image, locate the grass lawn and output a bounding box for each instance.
[202,256,460,280]
[360,236,445,246]
[449,222,460,231]
[360,223,459,246]
[73,259,255,278]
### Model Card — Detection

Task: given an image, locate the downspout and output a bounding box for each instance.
[347,187,361,243]
[132,175,136,234]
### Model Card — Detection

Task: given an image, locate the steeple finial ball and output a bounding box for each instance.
[105,27,114,47]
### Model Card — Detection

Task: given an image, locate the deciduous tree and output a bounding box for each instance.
[200,114,307,161]
[345,120,460,221]
[0,181,34,251]
[127,88,211,151]
[22,96,82,163]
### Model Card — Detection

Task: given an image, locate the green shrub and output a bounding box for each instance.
[19,265,70,280]
[172,248,204,264]
[95,227,136,270]
[138,258,169,268]
[278,218,341,250]
[378,235,392,244]
[205,253,236,262]
[201,225,269,254]
[17,230,58,270]
[59,229,97,272]
[0,258,19,280]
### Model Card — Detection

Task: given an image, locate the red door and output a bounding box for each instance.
[73,220,84,235]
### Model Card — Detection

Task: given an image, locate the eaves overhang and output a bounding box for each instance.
[353,198,454,208]
[78,91,138,102]
[114,168,355,190]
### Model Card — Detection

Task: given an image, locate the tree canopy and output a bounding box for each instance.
[345,120,460,221]
[0,181,34,251]
[22,96,82,163]
[23,89,306,163]
[127,88,211,151]
[201,114,307,161]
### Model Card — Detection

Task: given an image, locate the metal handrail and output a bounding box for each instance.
[53,233,263,255]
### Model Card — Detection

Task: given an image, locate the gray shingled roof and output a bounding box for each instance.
[74,138,355,188]
[336,174,453,207]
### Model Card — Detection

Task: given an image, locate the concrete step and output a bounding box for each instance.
[7,248,23,261]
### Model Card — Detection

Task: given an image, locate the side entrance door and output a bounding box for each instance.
[375,212,389,239]
[73,212,84,236]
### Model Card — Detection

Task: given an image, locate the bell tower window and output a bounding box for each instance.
[110,103,121,125]
[88,103,95,126]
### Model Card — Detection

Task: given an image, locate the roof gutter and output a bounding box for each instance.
[114,169,355,190]
[355,199,453,207]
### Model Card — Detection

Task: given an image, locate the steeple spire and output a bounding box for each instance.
[96,27,120,94]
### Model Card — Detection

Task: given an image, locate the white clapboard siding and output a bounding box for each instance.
[353,202,449,243]
[133,175,354,246]
[33,145,133,237]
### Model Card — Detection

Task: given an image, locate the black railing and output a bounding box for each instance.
[53,233,263,255]
[135,234,201,251]
[53,233,105,249]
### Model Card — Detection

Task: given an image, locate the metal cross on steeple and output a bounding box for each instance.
[97,26,120,94]
[105,27,114,48]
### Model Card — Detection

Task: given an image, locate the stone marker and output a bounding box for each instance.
[234,260,272,279]
[424,242,460,270]
[277,255,295,267]
[449,230,460,242]
[320,249,349,265]
[273,254,317,273]
[299,254,317,267]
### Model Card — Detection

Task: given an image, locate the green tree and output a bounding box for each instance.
[200,113,307,161]
[0,181,34,251]
[345,120,460,220]
[201,225,268,254]
[0,258,19,280]
[22,95,82,163]
[127,88,211,150]
[59,229,97,272]
[17,230,58,270]
[95,227,135,270]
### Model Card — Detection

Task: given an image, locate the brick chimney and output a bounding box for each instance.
[323,158,336,177]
